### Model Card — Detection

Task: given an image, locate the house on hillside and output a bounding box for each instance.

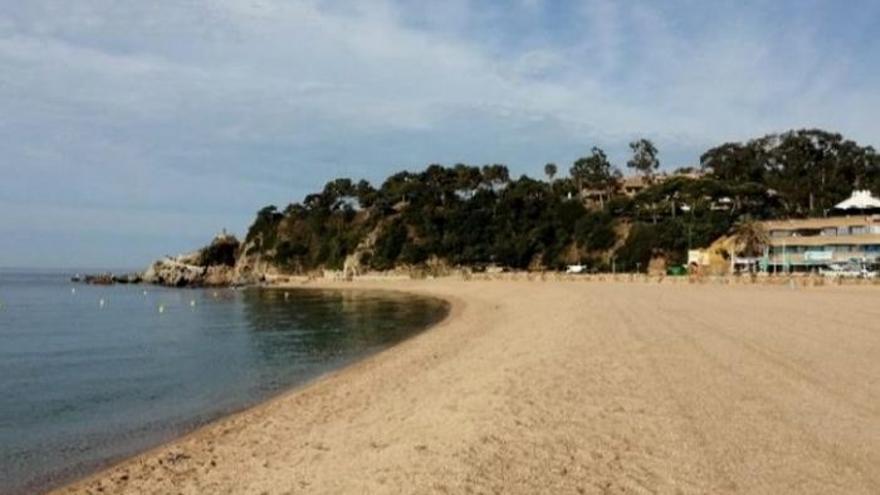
[621,175,650,196]
[620,169,705,198]
[577,169,704,206]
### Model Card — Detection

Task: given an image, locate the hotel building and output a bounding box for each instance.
[763,214,880,272]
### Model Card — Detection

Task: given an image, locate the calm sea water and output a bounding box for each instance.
[0,271,447,494]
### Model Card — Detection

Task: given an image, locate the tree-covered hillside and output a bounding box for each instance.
[242,129,880,273]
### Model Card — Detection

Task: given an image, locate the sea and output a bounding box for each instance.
[0,270,447,494]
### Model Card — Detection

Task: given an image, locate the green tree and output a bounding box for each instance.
[731,218,769,258]
[701,129,880,217]
[355,179,377,208]
[627,138,660,184]
[481,164,510,190]
[371,219,408,270]
[453,163,483,199]
[544,163,558,182]
[575,212,617,251]
[570,147,621,208]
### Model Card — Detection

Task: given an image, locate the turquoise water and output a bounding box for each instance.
[0,271,447,494]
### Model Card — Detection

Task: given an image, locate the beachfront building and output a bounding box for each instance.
[761,190,880,272]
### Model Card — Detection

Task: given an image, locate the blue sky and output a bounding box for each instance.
[1,0,879,268]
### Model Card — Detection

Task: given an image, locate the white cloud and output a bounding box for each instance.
[5,0,875,158]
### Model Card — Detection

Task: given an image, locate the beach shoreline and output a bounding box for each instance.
[25,283,453,495]
[51,279,880,494]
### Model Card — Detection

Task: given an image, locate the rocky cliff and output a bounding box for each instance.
[230,236,282,285]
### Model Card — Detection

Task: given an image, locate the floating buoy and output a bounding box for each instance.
[284,292,289,299]
[158,304,165,314]
[71,287,76,294]
[190,299,196,307]
[143,290,148,296]
[212,291,219,298]
[99,298,105,308]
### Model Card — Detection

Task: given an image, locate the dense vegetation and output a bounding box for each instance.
[243,129,880,273]
[197,235,240,267]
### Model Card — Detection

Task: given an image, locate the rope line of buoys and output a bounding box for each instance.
[70,287,223,315]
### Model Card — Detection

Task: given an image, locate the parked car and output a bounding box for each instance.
[566,265,586,274]
[820,263,878,279]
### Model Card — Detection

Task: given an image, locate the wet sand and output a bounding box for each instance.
[53,279,880,494]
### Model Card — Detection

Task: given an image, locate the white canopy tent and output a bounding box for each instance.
[834,190,880,210]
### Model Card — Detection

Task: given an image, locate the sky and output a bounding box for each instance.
[1,0,879,269]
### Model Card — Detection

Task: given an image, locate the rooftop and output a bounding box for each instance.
[766,233,880,247]
[834,190,880,210]
[763,215,880,231]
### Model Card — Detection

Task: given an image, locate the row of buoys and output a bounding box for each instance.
[5,288,227,312]
[85,298,198,312]
[70,283,228,312]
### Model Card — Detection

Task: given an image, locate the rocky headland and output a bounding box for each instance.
[141,232,252,287]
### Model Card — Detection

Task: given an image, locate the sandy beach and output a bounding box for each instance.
[52,279,880,494]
